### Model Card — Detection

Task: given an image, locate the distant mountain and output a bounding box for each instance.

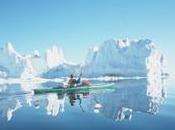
[42,63,80,79]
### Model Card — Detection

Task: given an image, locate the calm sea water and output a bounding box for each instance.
[0,77,174,130]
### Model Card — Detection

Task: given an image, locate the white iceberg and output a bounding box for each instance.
[46,46,65,69]
[0,43,67,79]
[0,42,31,78]
[83,38,166,77]
[0,38,167,79]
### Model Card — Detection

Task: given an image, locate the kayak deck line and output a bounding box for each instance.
[34,83,115,94]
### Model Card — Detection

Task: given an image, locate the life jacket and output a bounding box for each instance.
[82,81,90,86]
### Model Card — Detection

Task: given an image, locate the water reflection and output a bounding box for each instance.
[0,77,166,122]
[1,99,22,121]
[46,93,65,116]
[87,78,166,121]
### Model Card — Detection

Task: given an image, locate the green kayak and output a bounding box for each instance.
[34,83,115,94]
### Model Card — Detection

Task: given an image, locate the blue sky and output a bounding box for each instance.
[0,0,175,75]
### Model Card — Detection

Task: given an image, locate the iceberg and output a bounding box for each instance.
[46,46,65,69]
[0,43,31,78]
[0,38,167,79]
[0,43,67,79]
[82,38,166,78]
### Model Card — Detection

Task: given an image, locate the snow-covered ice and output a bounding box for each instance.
[83,38,166,77]
[0,38,167,79]
[46,46,65,69]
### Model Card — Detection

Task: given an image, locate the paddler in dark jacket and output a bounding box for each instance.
[68,73,82,87]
